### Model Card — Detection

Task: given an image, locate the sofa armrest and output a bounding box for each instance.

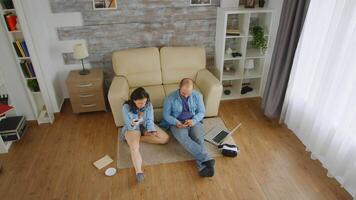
[108,76,129,127]
[196,69,223,117]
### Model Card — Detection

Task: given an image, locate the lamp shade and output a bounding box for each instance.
[73,43,89,59]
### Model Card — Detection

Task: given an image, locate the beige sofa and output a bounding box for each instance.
[108,46,222,127]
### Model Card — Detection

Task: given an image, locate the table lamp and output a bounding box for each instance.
[73,43,90,75]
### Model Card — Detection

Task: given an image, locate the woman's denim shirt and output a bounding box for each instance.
[120,102,155,139]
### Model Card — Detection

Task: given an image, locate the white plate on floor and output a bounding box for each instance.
[105,167,117,177]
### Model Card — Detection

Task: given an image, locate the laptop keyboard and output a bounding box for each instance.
[212,131,229,143]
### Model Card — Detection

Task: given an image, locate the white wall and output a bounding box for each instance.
[19,0,84,112]
[0,21,35,119]
[0,66,6,94]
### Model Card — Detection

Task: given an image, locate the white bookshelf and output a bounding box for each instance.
[214,7,274,100]
[0,0,53,125]
[0,72,13,153]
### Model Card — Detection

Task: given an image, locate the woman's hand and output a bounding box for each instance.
[130,119,139,127]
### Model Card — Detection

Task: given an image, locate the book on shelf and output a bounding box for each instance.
[15,40,25,57]
[20,60,35,78]
[20,41,30,57]
[222,81,233,87]
[4,13,17,31]
[12,40,29,58]
[20,61,30,78]
[0,0,14,9]
[27,60,35,77]
[12,42,22,57]
[226,29,241,36]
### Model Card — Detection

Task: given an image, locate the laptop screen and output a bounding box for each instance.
[212,130,229,143]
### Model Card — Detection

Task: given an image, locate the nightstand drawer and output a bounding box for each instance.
[66,69,106,113]
[67,80,102,94]
[69,91,104,105]
[71,101,106,113]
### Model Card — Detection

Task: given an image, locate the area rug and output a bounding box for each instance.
[116,117,236,169]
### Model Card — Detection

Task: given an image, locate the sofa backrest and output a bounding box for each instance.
[112,47,162,87]
[160,47,206,84]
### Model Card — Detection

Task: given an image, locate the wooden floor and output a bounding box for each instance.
[0,99,352,200]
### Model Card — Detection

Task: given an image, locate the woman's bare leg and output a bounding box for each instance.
[125,131,143,174]
[140,125,170,144]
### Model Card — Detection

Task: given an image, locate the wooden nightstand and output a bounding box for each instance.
[66,69,106,113]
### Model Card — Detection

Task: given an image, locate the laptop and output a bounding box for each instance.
[204,123,241,146]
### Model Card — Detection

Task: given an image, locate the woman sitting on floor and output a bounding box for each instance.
[121,87,170,183]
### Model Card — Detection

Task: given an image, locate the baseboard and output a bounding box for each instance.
[57,97,66,113]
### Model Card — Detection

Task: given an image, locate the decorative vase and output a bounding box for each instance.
[245,59,255,76]
[5,15,17,31]
[260,48,265,56]
[224,89,231,95]
[226,48,233,57]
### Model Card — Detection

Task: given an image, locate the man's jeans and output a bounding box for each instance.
[170,122,211,171]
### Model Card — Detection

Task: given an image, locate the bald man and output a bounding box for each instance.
[162,78,215,177]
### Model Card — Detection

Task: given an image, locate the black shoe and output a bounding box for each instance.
[202,159,215,177]
[199,166,214,177]
[241,86,253,95]
[203,159,215,169]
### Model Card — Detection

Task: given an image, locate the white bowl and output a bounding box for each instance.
[105,167,117,177]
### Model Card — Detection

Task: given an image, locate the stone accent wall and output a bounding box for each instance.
[50,0,220,75]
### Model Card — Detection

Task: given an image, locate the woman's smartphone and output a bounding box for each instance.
[132,119,140,125]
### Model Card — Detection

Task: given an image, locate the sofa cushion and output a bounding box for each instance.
[129,85,165,108]
[112,47,162,87]
[163,83,201,96]
[160,47,206,84]
[154,108,163,122]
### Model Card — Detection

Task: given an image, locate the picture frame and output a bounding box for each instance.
[245,0,256,8]
[190,0,211,6]
[93,0,117,10]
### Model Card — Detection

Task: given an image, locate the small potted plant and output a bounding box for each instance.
[251,25,267,54]
[27,79,40,92]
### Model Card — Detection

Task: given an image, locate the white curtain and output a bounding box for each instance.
[281,0,356,197]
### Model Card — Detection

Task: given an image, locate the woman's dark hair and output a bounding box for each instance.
[124,87,150,111]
